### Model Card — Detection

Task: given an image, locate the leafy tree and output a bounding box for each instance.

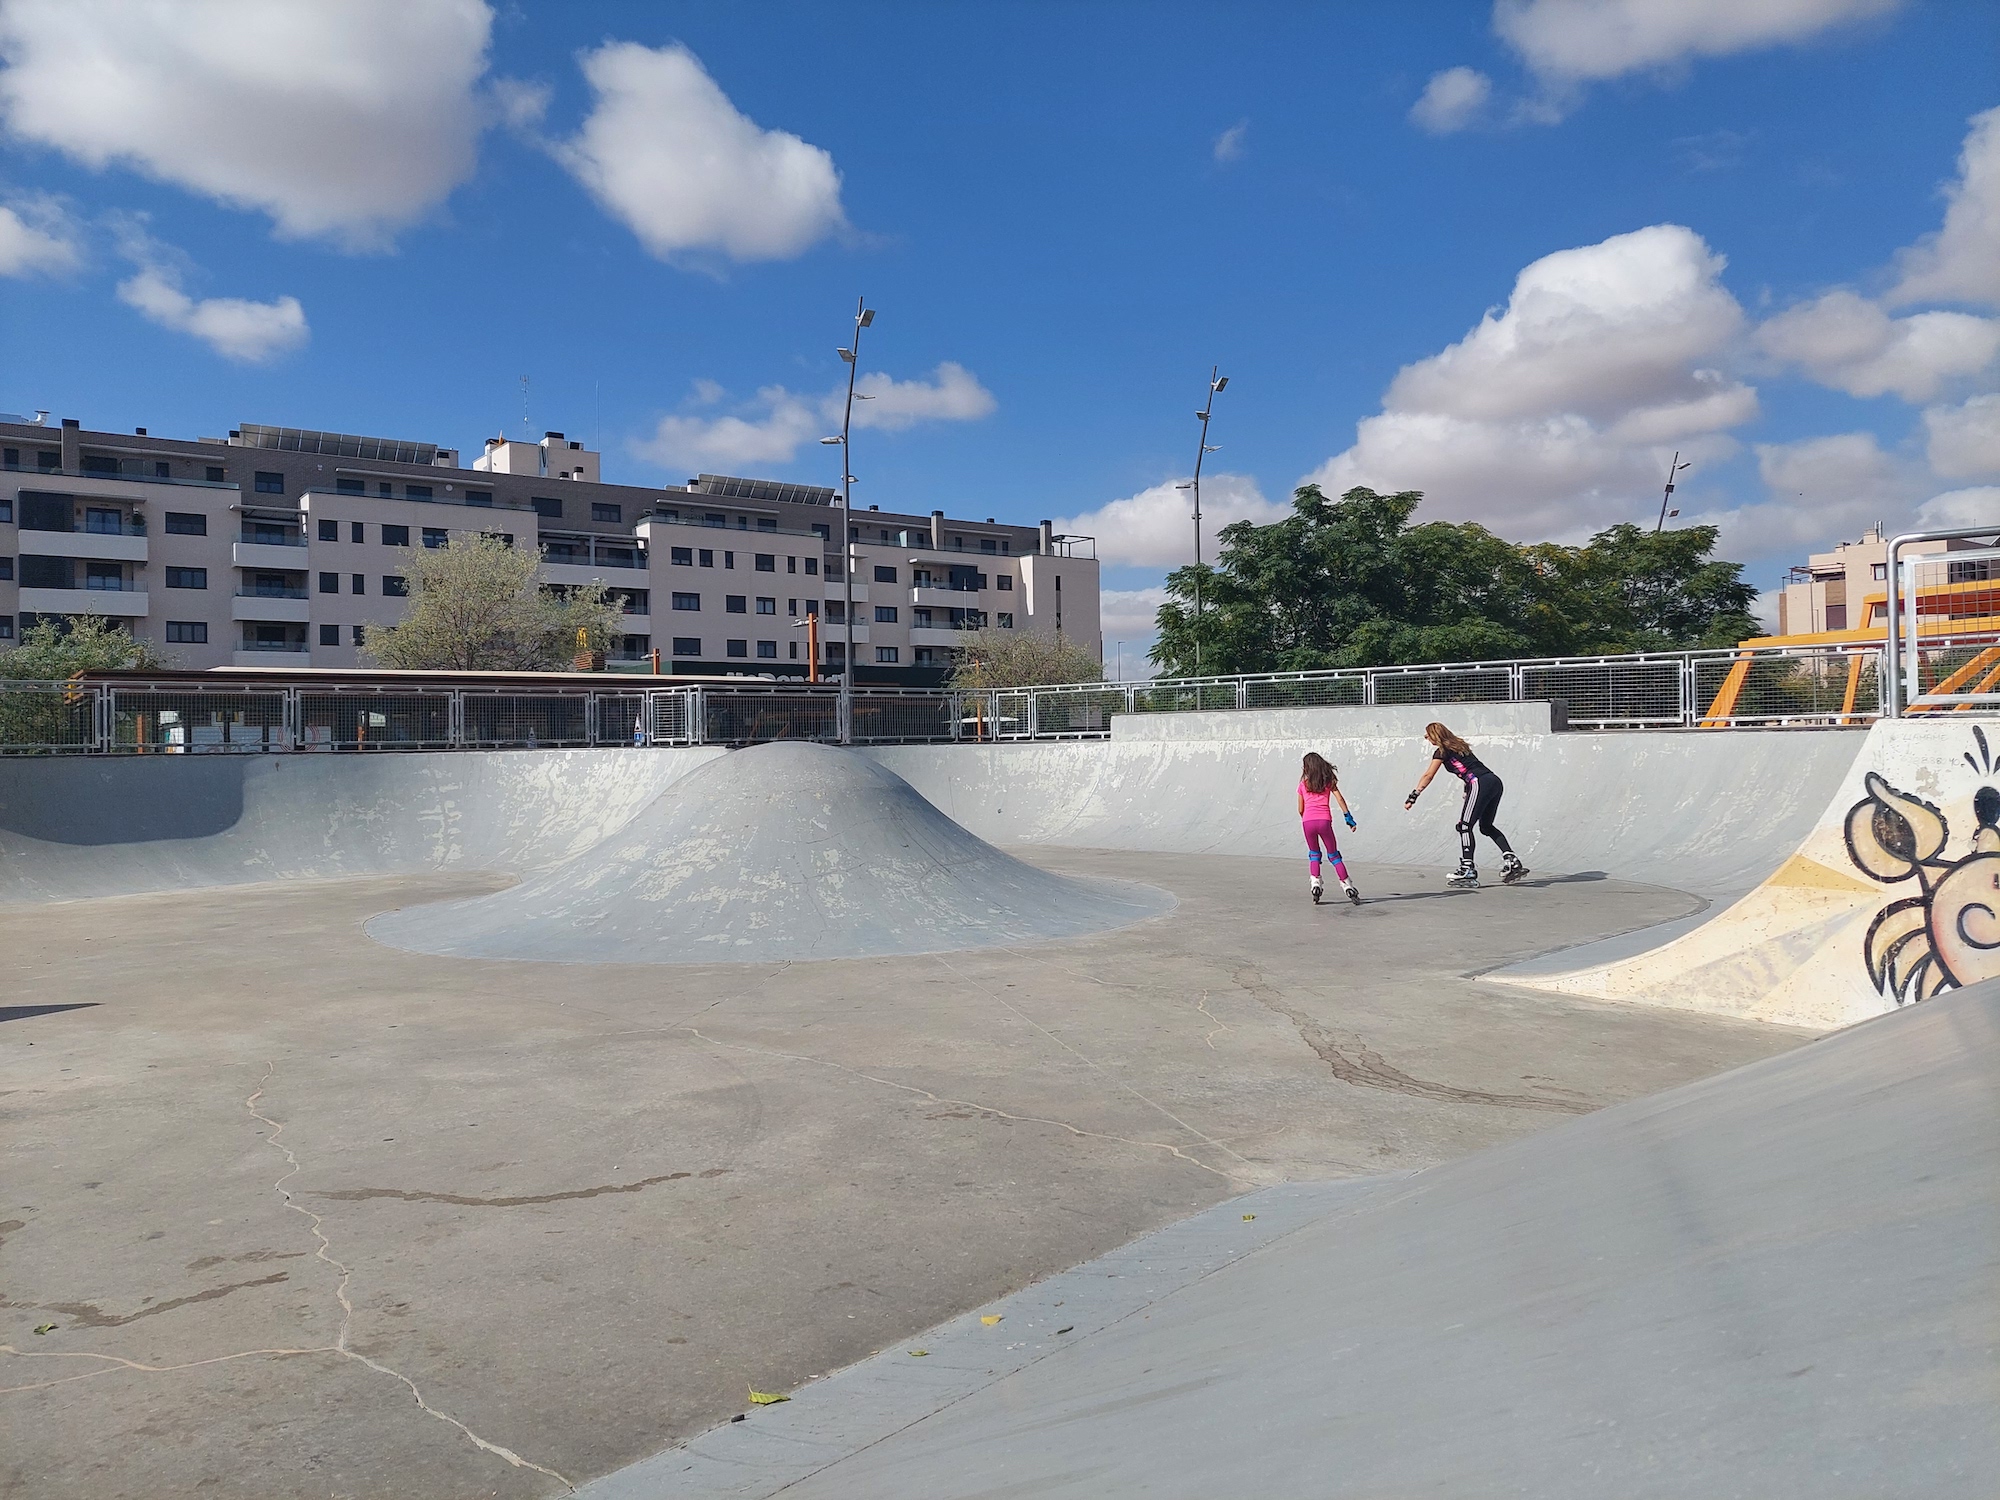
[359,534,625,671]
[0,614,174,679]
[1151,485,1759,676]
[948,629,1105,689]
[0,615,172,750]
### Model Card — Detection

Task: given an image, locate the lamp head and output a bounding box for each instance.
[858,308,875,328]
[838,347,855,362]
[1213,375,1228,392]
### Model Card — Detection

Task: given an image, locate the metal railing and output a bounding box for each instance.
[4,638,1994,755]
[1885,526,2000,717]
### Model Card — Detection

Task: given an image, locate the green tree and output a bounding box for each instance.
[0,615,172,750]
[1151,485,1759,676]
[359,534,625,671]
[947,629,1105,689]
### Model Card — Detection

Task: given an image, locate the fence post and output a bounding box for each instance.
[1509,663,1524,703]
[285,687,300,751]
[585,692,599,746]
[449,691,464,748]
[1362,669,1376,707]
[1680,656,1696,727]
[1236,677,1248,710]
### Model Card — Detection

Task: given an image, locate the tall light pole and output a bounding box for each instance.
[821,296,875,743]
[1186,366,1227,674]
[1654,452,1689,533]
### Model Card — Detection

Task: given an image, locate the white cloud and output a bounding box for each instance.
[113,232,306,363]
[1681,431,1925,556]
[1212,120,1249,162]
[1755,289,2000,401]
[1917,485,2000,528]
[0,192,76,275]
[1889,105,2000,309]
[1054,474,1285,569]
[0,0,493,250]
[636,364,995,473]
[1410,68,1493,134]
[1100,587,1169,672]
[1493,0,1905,84]
[1306,225,1757,539]
[1924,392,2000,480]
[555,41,845,264]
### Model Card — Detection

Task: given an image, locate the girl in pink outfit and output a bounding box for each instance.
[1298,752,1360,905]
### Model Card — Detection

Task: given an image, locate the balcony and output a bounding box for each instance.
[542,560,645,589]
[232,646,311,666]
[911,626,980,649]
[17,585,149,617]
[9,462,237,491]
[15,526,149,563]
[233,539,308,569]
[232,594,312,623]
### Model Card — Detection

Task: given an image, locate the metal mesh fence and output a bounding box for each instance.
[1242,675,1367,709]
[461,693,590,748]
[1368,665,1514,706]
[0,681,98,752]
[850,692,959,744]
[299,692,451,750]
[1522,658,1683,726]
[704,690,838,743]
[593,693,647,747]
[113,689,289,752]
[650,690,693,745]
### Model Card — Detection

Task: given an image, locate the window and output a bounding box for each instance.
[592,502,622,523]
[154,462,170,478]
[0,497,8,521]
[786,555,797,574]
[875,605,898,623]
[422,527,448,548]
[350,573,365,595]
[755,553,775,572]
[757,517,777,531]
[825,601,846,623]
[0,618,13,638]
[378,482,392,497]
[756,640,777,658]
[876,646,900,663]
[319,572,339,594]
[805,557,818,576]
[464,489,493,506]
[350,522,365,543]
[84,507,122,535]
[319,624,339,646]
[0,557,11,580]
[755,597,776,615]
[724,550,735,569]
[998,574,1013,591]
[532,497,562,520]
[164,511,206,536]
[699,548,714,567]
[998,611,1014,628]
[1872,563,1888,580]
[726,595,747,613]
[726,639,748,658]
[914,647,938,666]
[811,523,830,541]
[980,538,996,553]
[318,519,339,541]
[336,476,365,495]
[206,466,226,483]
[704,513,726,528]
[825,641,846,661]
[672,592,700,611]
[671,547,694,565]
[406,484,433,500]
[84,560,124,589]
[20,556,66,588]
[351,625,366,646]
[874,565,897,583]
[165,621,207,644]
[617,589,649,614]
[254,471,285,494]
[165,566,207,589]
[913,607,932,627]
[37,449,59,471]
[1,447,15,467]
[673,637,701,655]
[789,641,799,659]
[382,524,409,547]
[382,575,407,597]
[952,536,963,550]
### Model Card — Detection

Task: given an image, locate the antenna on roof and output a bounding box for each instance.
[520,375,530,439]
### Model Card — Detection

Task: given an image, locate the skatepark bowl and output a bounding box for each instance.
[1,701,1994,1498]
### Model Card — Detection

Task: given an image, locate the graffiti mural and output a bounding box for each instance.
[1846,725,2000,1004]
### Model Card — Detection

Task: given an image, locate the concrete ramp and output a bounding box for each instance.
[589,977,2000,1500]
[1491,715,2000,1028]
[366,742,1173,963]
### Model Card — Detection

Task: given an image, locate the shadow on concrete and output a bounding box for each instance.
[1,1003,100,1023]
[0,758,247,844]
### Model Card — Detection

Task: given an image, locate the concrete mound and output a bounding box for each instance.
[365,740,1173,963]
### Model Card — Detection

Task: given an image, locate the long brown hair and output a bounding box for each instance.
[1425,722,1472,757]
[1301,752,1337,794]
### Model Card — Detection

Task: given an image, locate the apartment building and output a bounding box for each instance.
[1774,525,1997,641]
[0,416,1101,686]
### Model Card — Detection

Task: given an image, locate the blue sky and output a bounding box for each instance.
[1,0,1995,664]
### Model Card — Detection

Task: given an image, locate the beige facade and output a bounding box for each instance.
[1775,526,1991,640]
[0,416,1101,684]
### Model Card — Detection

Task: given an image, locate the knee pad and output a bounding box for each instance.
[1455,820,1473,835]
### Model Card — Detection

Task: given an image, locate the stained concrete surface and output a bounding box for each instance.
[0,850,1805,1499]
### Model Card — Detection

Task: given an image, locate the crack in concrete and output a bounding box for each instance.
[1231,967,1595,1116]
[680,1028,1248,1184]
[241,1065,575,1489]
[2,1272,291,1329]
[310,1169,724,1208]
[1195,992,1233,1052]
[929,952,1264,1178]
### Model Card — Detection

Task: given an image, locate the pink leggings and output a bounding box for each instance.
[1303,820,1349,882]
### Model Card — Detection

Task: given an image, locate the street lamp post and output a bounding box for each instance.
[1187,366,1228,673]
[821,296,875,743]
[1654,452,1690,533]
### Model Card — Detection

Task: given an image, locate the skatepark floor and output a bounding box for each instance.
[0,849,1810,1499]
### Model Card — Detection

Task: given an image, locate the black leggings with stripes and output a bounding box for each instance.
[1456,775,1515,867]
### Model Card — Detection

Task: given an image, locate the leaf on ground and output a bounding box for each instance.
[1056,1326,1075,1335]
[747,1389,789,1405]
[33,1324,57,1335]
[908,1349,929,1357]
[1242,1213,1256,1221]
[980,1315,1003,1325]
